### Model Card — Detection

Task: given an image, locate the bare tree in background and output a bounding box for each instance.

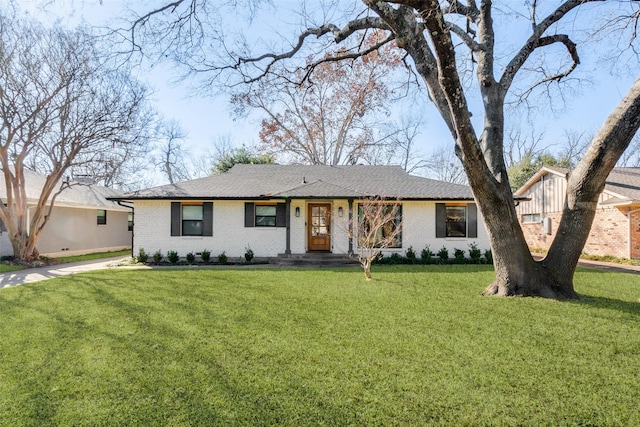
[0,11,153,260]
[423,146,467,185]
[232,35,418,166]
[123,1,640,298]
[153,120,191,184]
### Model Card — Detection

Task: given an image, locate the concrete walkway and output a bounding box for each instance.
[0,256,127,289]
[2,255,640,289]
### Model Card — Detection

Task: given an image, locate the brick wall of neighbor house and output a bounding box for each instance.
[583,207,630,259]
[629,209,640,259]
[519,212,563,252]
[520,207,637,259]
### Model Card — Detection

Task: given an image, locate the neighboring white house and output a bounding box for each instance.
[111,164,490,261]
[0,169,132,258]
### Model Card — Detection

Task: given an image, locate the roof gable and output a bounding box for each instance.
[514,166,640,204]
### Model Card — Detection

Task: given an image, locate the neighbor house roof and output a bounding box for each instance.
[112,164,474,201]
[515,166,640,207]
[0,169,129,211]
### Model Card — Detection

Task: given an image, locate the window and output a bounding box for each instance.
[357,203,402,248]
[446,206,467,237]
[436,203,477,238]
[182,205,203,236]
[522,213,541,223]
[255,205,277,227]
[97,209,107,225]
[127,212,133,231]
[170,202,213,237]
[244,202,286,228]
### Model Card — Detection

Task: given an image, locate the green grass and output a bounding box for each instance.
[53,249,131,264]
[0,265,639,426]
[1,249,131,274]
[0,264,24,273]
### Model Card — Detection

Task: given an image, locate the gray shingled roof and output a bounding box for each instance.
[0,169,129,211]
[116,164,474,201]
[603,168,640,201]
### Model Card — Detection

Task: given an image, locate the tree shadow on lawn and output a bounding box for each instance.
[570,269,640,317]
[1,275,361,425]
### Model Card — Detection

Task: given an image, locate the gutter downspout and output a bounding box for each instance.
[117,201,134,257]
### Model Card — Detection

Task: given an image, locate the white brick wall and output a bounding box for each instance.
[133,199,491,259]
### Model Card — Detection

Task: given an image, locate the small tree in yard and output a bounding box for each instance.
[355,198,402,280]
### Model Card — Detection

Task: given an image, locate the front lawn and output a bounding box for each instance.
[0,265,639,426]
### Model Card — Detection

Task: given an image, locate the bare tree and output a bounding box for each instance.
[0,12,153,260]
[423,146,467,185]
[125,1,640,298]
[616,134,640,167]
[152,120,191,184]
[353,198,403,280]
[504,127,546,170]
[231,36,410,166]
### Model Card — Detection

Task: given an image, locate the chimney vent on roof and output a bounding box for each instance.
[302,176,307,184]
[72,174,95,185]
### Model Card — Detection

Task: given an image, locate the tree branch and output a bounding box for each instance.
[499,0,604,92]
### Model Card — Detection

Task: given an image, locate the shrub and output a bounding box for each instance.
[454,248,466,261]
[186,252,196,265]
[137,248,149,264]
[218,251,228,264]
[387,253,402,264]
[167,250,179,264]
[200,249,211,263]
[244,247,254,263]
[484,249,493,265]
[153,250,163,265]
[405,246,417,263]
[437,246,449,262]
[421,246,433,263]
[468,242,482,263]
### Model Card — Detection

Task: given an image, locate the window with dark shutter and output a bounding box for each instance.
[244,202,255,227]
[171,202,181,236]
[436,202,477,238]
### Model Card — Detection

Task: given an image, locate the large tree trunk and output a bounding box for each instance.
[483,77,640,298]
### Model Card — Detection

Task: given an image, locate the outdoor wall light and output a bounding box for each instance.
[338,206,344,217]
[295,207,300,217]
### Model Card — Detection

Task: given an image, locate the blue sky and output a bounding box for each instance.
[19,0,640,176]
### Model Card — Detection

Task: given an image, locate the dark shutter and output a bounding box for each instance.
[435,203,446,238]
[467,203,477,238]
[171,202,181,236]
[276,203,286,227]
[244,202,255,227]
[203,202,213,236]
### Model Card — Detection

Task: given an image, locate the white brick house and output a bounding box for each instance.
[515,166,640,259]
[111,164,490,260]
